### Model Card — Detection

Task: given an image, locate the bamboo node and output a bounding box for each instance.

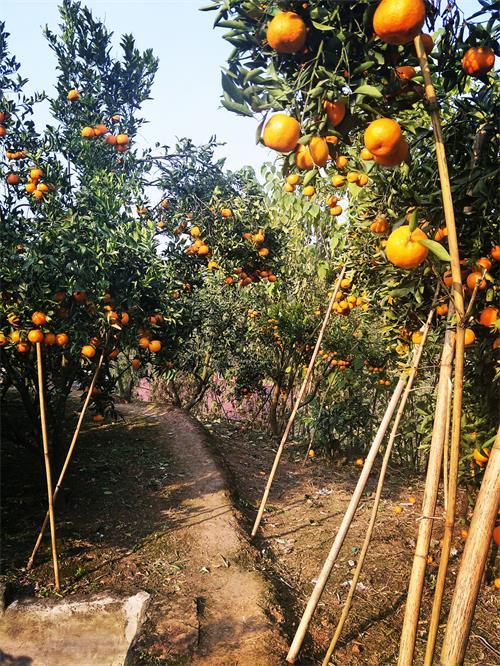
[416,514,443,522]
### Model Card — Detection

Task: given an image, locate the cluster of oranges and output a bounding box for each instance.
[80,122,129,153]
[5,148,27,160]
[230,266,277,288]
[5,166,52,200]
[364,362,392,385]
[186,225,210,257]
[242,229,270,258]
[0,310,69,354]
[138,329,162,354]
[317,349,351,370]
[370,216,391,234]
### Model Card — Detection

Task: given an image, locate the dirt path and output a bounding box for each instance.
[119,403,285,665]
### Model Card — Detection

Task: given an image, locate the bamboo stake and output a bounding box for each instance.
[287,372,408,662]
[36,342,60,590]
[440,426,500,665]
[322,304,435,666]
[442,378,453,513]
[251,264,347,538]
[398,36,467,666]
[27,350,105,570]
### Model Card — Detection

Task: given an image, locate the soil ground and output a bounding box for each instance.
[1,395,498,665]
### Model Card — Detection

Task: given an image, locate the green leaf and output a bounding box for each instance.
[418,239,452,262]
[303,169,318,186]
[353,84,383,98]
[221,93,253,117]
[311,20,334,31]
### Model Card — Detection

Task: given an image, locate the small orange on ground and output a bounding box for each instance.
[56,333,69,346]
[460,528,469,540]
[478,306,498,327]
[303,185,315,197]
[32,311,47,326]
[308,449,315,458]
[323,99,346,127]
[44,332,56,346]
[266,11,307,54]
[263,114,301,153]
[81,345,96,358]
[373,0,426,45]
[364,118,403,157]
[464,328,476,346]
[28,329,44,344]
[394,505,403,514]
[116,133,129,145]
[408,496,416,504]
[494,578,500,589]
[466,271,486,291]
[149,339,162,352]
[81,127,95,138]
[67,89,80,101]
[221,208,233,218]
[386,225,429,269]
[287,173,300,185]
[462,47,495,77]
[355,458,364,467]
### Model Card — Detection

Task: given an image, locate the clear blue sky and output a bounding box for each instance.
[3,0,481,174]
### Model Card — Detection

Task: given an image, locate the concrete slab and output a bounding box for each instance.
[0,591,149,666]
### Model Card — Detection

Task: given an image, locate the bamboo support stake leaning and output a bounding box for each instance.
[322,303,436,666]
[398,36,467,666]
[28,350,105,570]
[440,426,500,664]
[251,264,347,538]
[36,342,60,590]
[287,367,411,662]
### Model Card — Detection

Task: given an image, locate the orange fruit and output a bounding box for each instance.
[44,332,56,346]
[330,205,342,216]
[81,344,96,358]
[0,332,8,347]
[190,226,201,238]
[473,447,490,466]
[120,311,130,325]
[360,147,374,161]
[149,339,162,352]
[266,11,307,54]
[6,173,20,185]
[27,329,44,344]
[374,137,409,167]
[221,208,233,218]
[139,336,151,349]
[198,244,210,256]
[464,328,476,346]
[67,89,80,101]
[347,171,360,183]
[73,290,87,302]
[106,134,117,145]
[478,306,498,327]
[436,303,448,316]
[56,333,69,346]
[364,118,403,157]
[32,189,44,200]
[295,144,314,170]
[308,449,315,458]
[475,257,491,272]
[493,525,500,547]
[462,47,495,77]
[309,137,329,167]
[37,183,49,193]
[116,133,129,145]
[323,100,346,127]
[331,174,346,187]
[287,173,300,185]
[434,227,448,242]
[303,185,315,197]
[30,167,43,181]
[81,127,95,138]
[386,225,428,269]
[258,247,269,257]
[92,414,104,423]
[263,114,301,153]
[25,182,36,193]
[93,123,108,136]
[420,33,434,54]
[395,65,417,80]
[284,183,295,192]
[131,358,142,370]
[225,276,234,285]
[335,155,348,169]
[492,337,500,350]
[31,311,47,326]
[0,126,6,138]
[466,271,487,291]
[373,0,426,45]
[16,342,31,353]
[491,245,500,261]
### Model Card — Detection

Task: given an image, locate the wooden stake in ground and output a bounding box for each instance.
[287,370,409,662]
[36,342,60,590]
[28,350,105,570]
[251,264,347,538]
[398,35,466,666]
[321,304,435,666]
[440,426,500,665]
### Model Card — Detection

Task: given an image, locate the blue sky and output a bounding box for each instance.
[3,1,481,174]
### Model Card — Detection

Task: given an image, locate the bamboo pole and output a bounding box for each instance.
[36,342,60,590]
[251,264,347,538]
[398,36,467,666]
[27,350,105,570]
[322,304,435,666]
[287,372,408,662]
[440,426,500,665]
[442,379,452,513]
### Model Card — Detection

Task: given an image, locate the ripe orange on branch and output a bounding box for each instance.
[266,12,307,54]
[385,225,428,269]
[374,138,409,167]
[263,114,300,153]
[67,89,80,101]
[373,0,426,45]
[323,100,346,127]
[462,47,495,77]
[478,306,498,327]
[364,118,403,157]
